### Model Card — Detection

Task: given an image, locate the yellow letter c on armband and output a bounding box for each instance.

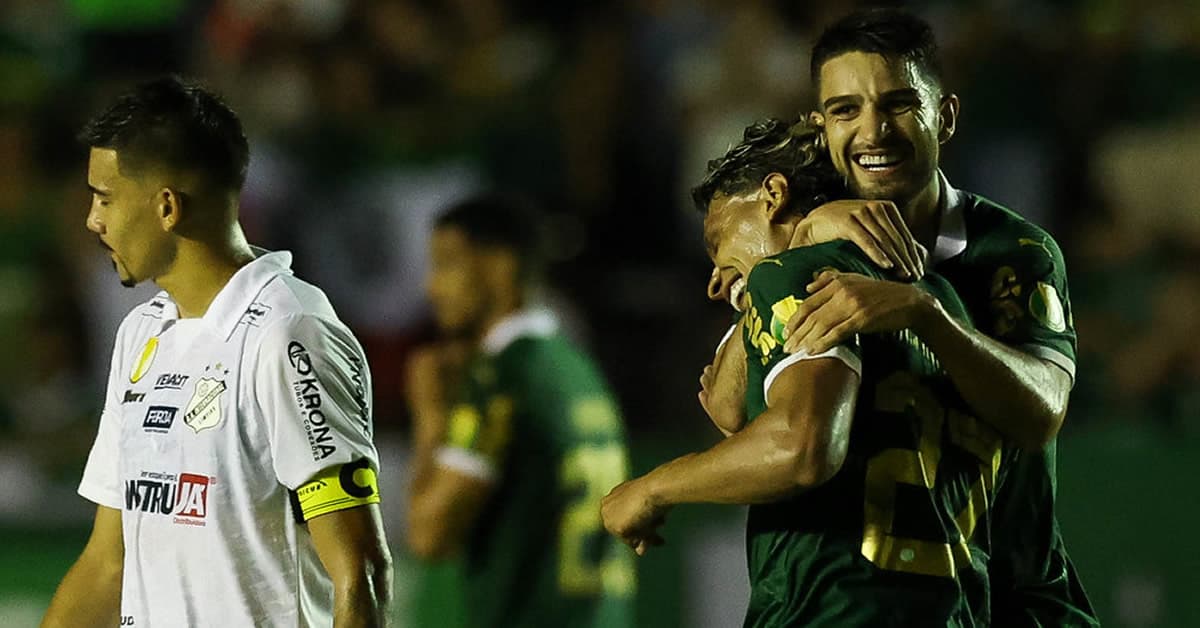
[293,458,381,521]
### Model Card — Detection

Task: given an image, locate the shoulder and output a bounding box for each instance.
[962,193,1063,255]
[748,241,874,290]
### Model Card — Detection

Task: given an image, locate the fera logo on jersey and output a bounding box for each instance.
[124,471,212,527]
[288,341,313,375]
[142,405,177,433]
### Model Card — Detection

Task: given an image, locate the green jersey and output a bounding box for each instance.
[440,311,635,628]
[933,184,1098,626]
[741,241,1003,627]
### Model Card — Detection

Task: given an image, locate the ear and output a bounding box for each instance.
[157,187,184,232]
[808,110,825,128]
[937,94,960,144]
[761,172,791,222]
[484,247,521,292]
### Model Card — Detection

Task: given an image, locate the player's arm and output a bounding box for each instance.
[698,318,748,436]
[41,505,123,628]
[309,503,393,628]
[603,357,858,552]
[909,302,1071,449]
[406,464,493,560]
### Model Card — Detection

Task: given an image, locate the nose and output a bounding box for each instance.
[859,105,892,145]
[85,204,104,235]
[707,268,735,303]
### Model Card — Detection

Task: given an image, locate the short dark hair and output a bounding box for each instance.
[811,8,943,92]
[435,193,546,280]
[79,75,249,191]
[691,117,845,216]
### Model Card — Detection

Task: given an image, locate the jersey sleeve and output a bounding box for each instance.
[434,357,515,483]
[77,319,132,509]
[984,231,1077,379]
[743,246,867,403]
[255,314,379,492]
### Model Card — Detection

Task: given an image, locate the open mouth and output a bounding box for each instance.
[729,276,747,312]
[853,150,906,174]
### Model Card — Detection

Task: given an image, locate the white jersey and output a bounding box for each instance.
[78,250,379,627]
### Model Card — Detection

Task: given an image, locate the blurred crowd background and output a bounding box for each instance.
[0,0,1197,626]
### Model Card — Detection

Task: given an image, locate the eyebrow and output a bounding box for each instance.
[822,88,922,110]
[87,184,110,196]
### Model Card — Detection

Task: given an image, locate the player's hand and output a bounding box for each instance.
[782,271,938,355]
[405,342,471,428]
[601,477,669,556]
[793,200,927,280]
[699,321,748,436]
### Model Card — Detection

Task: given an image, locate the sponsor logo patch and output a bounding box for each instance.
[154,372,189,390]
[239,302,272,327]
[142,405,177,433]
[184,378,226,433]
[123,389,146,404]
[124,471,213,527]
[288,341,337,461]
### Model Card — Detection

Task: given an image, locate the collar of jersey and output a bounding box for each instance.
[150,247,294,338]
[481,307,558,355]
[928,170,968,265]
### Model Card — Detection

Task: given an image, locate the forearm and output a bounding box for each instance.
[407,405,446,497]
[41,554,122,628]
[915,304,1069,448]
[646,407,830,508]
[332,568,393,628]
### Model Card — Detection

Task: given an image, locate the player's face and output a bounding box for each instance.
[85,147,174,287]
[817,52,952,206]
[703,189,781,307]
[426,226,489,334]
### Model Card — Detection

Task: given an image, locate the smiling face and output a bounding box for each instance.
[817,51,955,207]
[85,147,177,287]
[702,178,797,309]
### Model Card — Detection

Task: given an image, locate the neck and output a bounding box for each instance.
[476,290,525,347]
[156,227,255,319]
[899,175,943,250]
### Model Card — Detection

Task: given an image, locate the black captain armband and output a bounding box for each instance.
[289,458,381,523]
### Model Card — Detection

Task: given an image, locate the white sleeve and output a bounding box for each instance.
[78,321,130,509]
[255,314,379,490]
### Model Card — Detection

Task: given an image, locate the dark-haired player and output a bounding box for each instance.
[43,76,392,627]
[406,195,635,628]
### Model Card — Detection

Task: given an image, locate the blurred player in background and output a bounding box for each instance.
[780,9,1097,625]
[603,116,1002,626]
[41,76,392,628]
[405,195,635,627]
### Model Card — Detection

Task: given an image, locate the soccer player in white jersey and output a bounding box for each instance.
[41,76,392,628]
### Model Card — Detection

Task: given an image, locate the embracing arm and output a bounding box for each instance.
[310,504,394,628]
[653,357,857,504]
[41,506,124,628]
[913,302,1070,449]
[602,358,858,552]
[407,465,492,560]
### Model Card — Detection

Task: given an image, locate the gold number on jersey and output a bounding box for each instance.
[558,400,635,597]
[861,371,1002,578]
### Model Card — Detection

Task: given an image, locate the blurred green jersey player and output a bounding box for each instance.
[406,194,634,628]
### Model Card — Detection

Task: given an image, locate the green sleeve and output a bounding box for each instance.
[743,243,872,383]
[984,231,1077,377]
[442,357,516,471]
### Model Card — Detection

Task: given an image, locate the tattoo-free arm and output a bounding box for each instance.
[309,504,393,628]
[915,301,1070,449]
[407,465,493,560]
[41,506,124,628]
[649,357,858,506]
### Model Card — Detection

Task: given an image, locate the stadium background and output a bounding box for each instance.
[0,0,1197,625]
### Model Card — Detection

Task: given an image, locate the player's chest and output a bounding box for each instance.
[116,324,262,465]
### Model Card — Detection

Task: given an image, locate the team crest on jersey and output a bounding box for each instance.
[184,377,227,433]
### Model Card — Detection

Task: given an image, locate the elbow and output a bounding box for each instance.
[1014,406,1067,451]
[787,434,848,490]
